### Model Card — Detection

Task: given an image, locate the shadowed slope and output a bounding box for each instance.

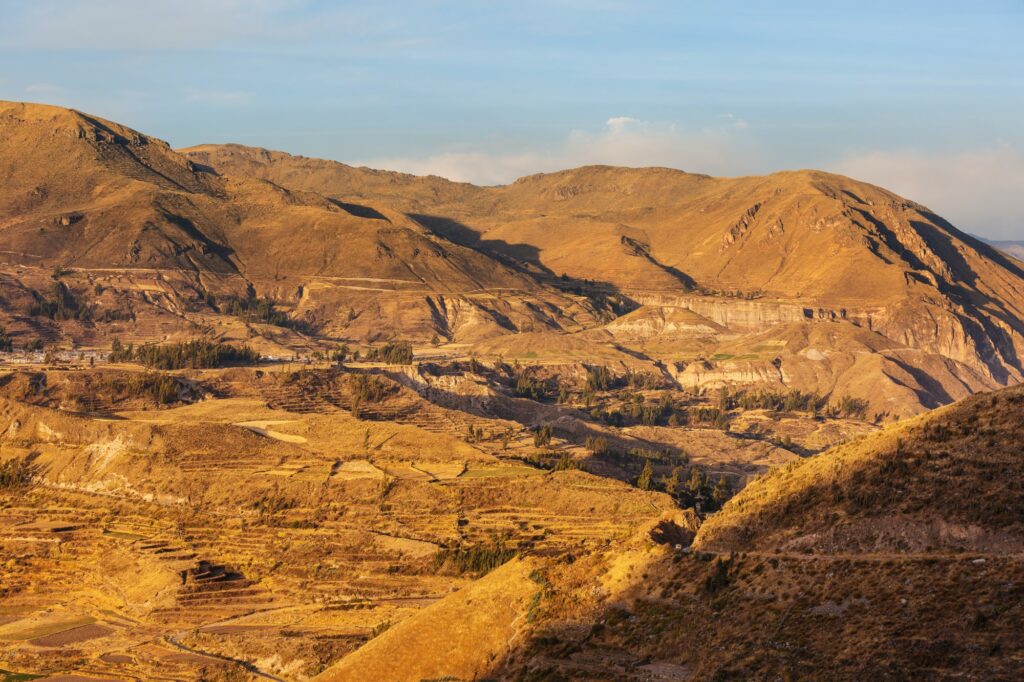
[696,384,1024,554]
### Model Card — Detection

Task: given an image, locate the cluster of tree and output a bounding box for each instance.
[348,374,392,403]
[30,281,94,322]
[363,341,413,365]
[624,370,663,390]
[595,392,676,427]
[827,394,871,419]
[0,455,40,489]
[689,406,731,430]
[99,373,183,405]
[585,365,615,392]
[348,373,393,418]
[433,537,516,576]
[109,339,259,369]
[216,293,295,328]
[330,344,350,365]
[658,465,733,511]
[515,370,552,401]
[584,435,612,456]
[0,326,12,352]
[717,387,827,413]
[533,424,553,447]
[521,449,579,472]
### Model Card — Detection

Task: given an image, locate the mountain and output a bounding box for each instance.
[0,101,597,347]
[0,100,1021,415]
[183,144,1024,416]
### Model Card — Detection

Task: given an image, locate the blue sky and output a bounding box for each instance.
[1,1,1022,238]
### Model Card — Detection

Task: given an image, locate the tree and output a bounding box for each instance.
[687,467,706,497]
[637,460,654,491]
[661,466,682,496]
[712,476,732,508]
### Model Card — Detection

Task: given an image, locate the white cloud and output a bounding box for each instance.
[833,144,1024,240]
[358,117,756,185]
[604,116,641,134]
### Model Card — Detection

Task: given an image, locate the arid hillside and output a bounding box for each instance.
[695,384,1024,555]
[0,101,598,346]
[412,385,1023,681]
[184,142,1024,416]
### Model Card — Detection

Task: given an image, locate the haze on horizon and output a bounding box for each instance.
[1,0,1021,240]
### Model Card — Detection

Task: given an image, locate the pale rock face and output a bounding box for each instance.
[674,360,784,390]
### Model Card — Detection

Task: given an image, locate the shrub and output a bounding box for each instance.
[551,452,579,471]
[704,557,733,594]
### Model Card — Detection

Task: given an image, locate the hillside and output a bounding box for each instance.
[488,384,1024,680]
[183,143,1024,416]
[695,384,1024,554]
[0,101,598,346]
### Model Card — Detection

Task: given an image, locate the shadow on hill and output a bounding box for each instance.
[330,199,391,222]
[410,212,642,314]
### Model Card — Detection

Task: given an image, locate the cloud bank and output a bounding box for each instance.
[358,117,757,186]
[361,122,1023,240]
[834,145,1024,240]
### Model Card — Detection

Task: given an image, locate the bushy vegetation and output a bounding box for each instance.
[0,326,12,352]
[217,293,294,328]
[109,339,259,369]
[703,556,734,594]
[433,537,516,576]
[0,455,41,489]
[363,341,413,365]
